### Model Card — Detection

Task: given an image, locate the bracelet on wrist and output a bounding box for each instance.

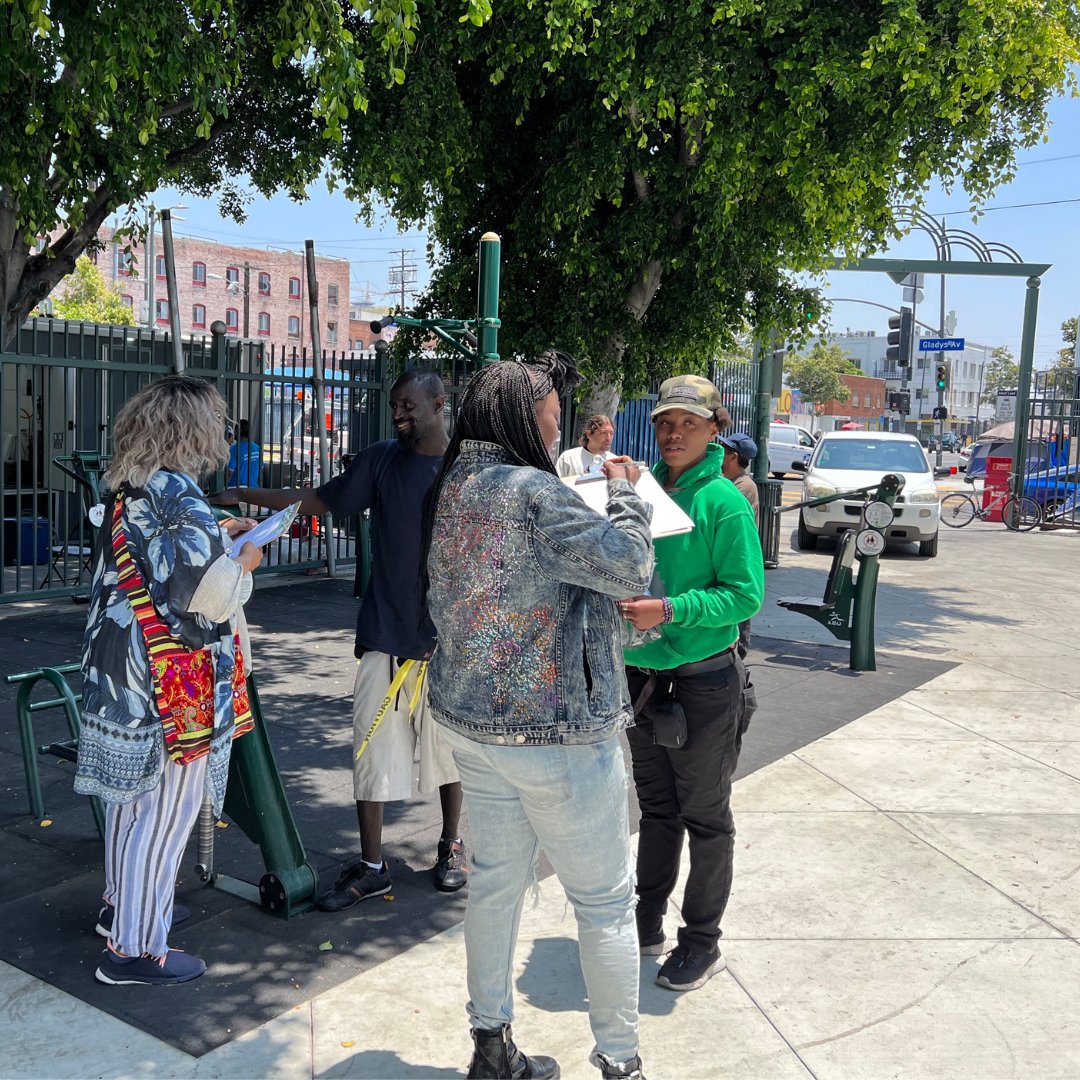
[661,597,674,624]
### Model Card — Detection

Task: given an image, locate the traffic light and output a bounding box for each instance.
[932,406,949,420]
[888,390,910,413]
[935,363,949,390]
[886,308,914,368]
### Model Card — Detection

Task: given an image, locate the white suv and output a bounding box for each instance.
[798,431,945,558]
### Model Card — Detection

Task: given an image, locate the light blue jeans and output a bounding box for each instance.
[441,726,640,1064]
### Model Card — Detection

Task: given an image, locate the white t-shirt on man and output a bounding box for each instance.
[555,446,616,478]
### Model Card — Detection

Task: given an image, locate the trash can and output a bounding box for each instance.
[757,479,784,569]
[2,517,51,566]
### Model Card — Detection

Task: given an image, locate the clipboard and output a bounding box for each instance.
[562,470,694,539]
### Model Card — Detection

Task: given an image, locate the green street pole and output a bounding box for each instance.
[1011,275,1041,500]
[849,472,904,672]
[476,232,502,364]
[751,335,774,485]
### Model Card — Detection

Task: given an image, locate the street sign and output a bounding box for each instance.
[918,337,965,352]
[864,502,894,530]
[902,287,924,304]
[996,388,1017,422]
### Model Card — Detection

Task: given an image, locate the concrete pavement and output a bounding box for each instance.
[3,517,1080,1079]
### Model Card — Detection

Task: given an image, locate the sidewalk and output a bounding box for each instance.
[3,521,1080,1079]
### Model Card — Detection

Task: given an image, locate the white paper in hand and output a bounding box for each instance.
[231,502,301,556]
[563,471,694,539]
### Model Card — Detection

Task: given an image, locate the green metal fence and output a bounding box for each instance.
[2,318,760,602]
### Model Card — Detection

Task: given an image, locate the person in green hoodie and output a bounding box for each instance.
[619,374,765,993]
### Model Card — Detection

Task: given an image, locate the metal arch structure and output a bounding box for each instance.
[893,205,1024,265]
[826,249,1049,503]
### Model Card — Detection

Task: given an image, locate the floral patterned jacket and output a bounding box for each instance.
[75,470,251,813]
[426,441,653,746]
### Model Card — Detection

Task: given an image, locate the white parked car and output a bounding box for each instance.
[768,422,815,478]
[798,431,948,558]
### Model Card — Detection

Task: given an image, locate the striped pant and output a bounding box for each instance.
[102,756,207,958]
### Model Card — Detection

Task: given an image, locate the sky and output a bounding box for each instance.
[149,90,1080,370]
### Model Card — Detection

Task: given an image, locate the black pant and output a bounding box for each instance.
[626,656,749,951]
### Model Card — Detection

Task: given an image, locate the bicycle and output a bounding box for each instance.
[939,476,1041,532]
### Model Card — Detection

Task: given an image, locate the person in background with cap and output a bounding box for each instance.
[718,432,759,525]
[619,374,764,993]
[718,431,761,731]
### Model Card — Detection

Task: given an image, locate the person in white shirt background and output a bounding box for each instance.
[556,413,616,478]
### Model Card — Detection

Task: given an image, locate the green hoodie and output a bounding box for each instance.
[625,443,764,670]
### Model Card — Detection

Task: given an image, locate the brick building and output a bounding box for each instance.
[819,374,889,429]
[92,227,352,348]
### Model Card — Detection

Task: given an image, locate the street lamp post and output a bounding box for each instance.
[143,202,187,329]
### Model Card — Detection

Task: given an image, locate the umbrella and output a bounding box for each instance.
[839,421,862,430]
[976,419,1060,441]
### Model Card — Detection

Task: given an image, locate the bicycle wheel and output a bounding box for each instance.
[1002,495,1041,532]
[940,493,976,527]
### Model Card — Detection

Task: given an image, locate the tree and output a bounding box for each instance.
[338,0,1079,418]
[42,256,136,327]
[980,346,1020,406]
[1045,316,1080,396]
[0,0,492,348]
[785,343,860,431]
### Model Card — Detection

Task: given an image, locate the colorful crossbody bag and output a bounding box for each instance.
[111,493,253,765]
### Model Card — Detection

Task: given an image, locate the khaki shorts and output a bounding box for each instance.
[351,651,458,802]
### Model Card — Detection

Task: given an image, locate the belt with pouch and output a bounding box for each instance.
[631,645,737,718]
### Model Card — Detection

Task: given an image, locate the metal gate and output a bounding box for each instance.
[1019,367,1080,529]
[0,318,483,602]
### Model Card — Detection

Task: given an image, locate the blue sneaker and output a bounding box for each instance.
[95,902,190,939]
[95,947,206,986]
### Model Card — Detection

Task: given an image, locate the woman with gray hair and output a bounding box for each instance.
[76,376,262,986]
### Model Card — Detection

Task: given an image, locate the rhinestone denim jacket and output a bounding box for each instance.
[427,441,654,746]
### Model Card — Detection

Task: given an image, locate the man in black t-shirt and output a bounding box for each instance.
[212,369,466,909]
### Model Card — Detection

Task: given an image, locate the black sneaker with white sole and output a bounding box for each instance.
[655,943,725,991]
[95,947,206,986]
[316,860,392,912]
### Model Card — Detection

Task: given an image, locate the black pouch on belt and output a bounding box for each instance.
[632,673,688,749]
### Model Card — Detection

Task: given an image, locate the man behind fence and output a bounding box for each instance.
[211,368,466,909]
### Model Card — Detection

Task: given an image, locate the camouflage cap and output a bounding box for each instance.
[651,375,724,421]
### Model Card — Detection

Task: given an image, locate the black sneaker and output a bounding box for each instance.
[433,838,468,892]
[95,902,190,940]
[655,942,725,991]
[316,861,391,912]
[590,1051,646,1079]
[95,947,206,986]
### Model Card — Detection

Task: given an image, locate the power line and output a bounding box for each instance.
[928,196,1080,218]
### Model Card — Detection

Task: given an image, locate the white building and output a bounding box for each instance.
[810,329,991,439]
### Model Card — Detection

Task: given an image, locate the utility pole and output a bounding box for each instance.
[243,262,251,338]
[388,249,417,311]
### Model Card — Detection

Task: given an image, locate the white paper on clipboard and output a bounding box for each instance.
[231,502,301,556]
[562,471,694,539]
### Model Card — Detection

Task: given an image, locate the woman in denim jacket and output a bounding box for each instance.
[423,352,652,1080]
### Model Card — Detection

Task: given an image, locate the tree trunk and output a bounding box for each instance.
[574,255,663,438]
[0,189,116,350]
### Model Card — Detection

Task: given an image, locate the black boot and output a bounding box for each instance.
[466,1024,560,1079]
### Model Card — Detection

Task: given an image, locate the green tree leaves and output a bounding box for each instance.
[336,0,1078,410]
[785,342,861,418]
[41,256,136,327]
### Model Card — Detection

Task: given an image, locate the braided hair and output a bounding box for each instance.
[418,350,581,610]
